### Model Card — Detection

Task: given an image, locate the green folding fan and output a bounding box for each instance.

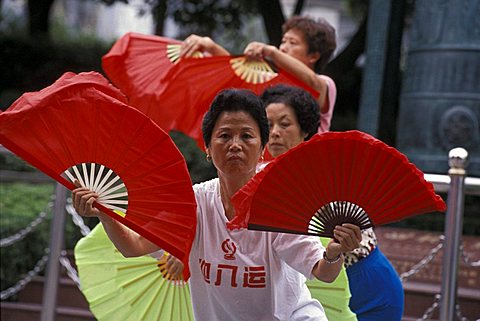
[74,224,193,321]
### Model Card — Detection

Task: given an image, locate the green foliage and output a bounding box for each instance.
[0,35,111,110]
[343,0,369,21]
[0,183,53,297]
[0,182,99,299]
[169,0,257,37]
[50,16,112,48]
[167,0,261,53]
[0,4,28,38]
[0,153,38,172]
[0,183,54,232]
[170,131,217,184]
[98,0,262,53]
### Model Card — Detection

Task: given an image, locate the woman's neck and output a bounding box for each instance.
[218,173,253,220]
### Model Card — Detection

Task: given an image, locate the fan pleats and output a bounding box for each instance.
[158,55,320,149]
[75,224,194,321]
[102,33,319,149]
[229,131,446,237]
[0,72,197,280]
[101,33,202,130]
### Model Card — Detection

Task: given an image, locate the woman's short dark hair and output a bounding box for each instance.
[282,15,336,72]
[202,88,269,148]
[260,84,320,141]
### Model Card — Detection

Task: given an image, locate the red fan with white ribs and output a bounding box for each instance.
[102,32,203,130]
[0,72,197,280]
[158,55,320,149]
[102,33,319,149]
[7,71,126,112]
[227,131,446,238]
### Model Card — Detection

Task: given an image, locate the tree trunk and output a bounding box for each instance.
[293,0,305,15]
[153,0,167,36]
[256,0,285,46]
[324,16,367,116]
[378,0,406,145]
[257,0,305,46]
[325,16,367,74]
[27,0,55,39]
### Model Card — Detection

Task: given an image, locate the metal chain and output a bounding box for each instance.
[456,302,469,321]
[65,199,91,236]
[59,250,81,288]
[416,293,441,321]
[400,235,444,282]
[0,198,54,247]
[0,248,50,300]
[412,293,472,321]
[460,243,480,267]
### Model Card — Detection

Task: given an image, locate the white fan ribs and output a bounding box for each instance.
[64,163,128,215]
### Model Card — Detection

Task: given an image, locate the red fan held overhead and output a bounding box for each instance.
[159,55,320,149]
[102,32,202,130]
[227,131,446,238]
[0,72,197,280]
[7,71,127,112]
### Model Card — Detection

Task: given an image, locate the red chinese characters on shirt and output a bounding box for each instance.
[198,238,267,288]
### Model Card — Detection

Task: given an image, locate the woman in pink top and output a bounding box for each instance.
[181,15,338,132]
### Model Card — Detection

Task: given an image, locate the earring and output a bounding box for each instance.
[260,154,265,162]
[206,154,212,162]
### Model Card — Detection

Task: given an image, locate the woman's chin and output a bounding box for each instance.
[268,146,286,158]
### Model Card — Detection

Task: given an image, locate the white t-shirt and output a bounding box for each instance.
[189,178,327,321]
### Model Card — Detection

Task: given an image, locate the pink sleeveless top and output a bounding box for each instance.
[317,75,336,133]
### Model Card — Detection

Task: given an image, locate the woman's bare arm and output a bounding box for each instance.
[244,42,329,113]
[312,223,362,282]
[72,185,160,257]
[180,34,230,57]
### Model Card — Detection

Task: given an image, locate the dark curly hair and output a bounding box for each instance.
[282,15,336,72]
[260,85,320,141]
[202,88,269,148]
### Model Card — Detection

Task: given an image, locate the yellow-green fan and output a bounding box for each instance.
[74,224,193,321]
[305,237,358,321]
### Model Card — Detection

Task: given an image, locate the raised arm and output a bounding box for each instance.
[72,185,160,257]
[243,41,329,113]
[312,223,362,282]
[180,34,230,57]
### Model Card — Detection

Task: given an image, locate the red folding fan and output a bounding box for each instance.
[8,71,127,112]
[0,72,197,280]
[158,55,320,149]
[102,32,203,130]
[227,131,446,238]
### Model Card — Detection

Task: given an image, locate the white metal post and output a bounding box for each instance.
[439,148,468,321]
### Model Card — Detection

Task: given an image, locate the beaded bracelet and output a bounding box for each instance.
[323,251,343,264]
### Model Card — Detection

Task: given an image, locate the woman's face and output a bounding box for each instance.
[266,103,306,158]
[279,29,317,68]
[207,111,263,178]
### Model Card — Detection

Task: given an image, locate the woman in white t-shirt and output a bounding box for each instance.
[72,88,361,321]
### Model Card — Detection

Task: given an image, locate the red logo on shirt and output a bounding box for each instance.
[221,238,236,260]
